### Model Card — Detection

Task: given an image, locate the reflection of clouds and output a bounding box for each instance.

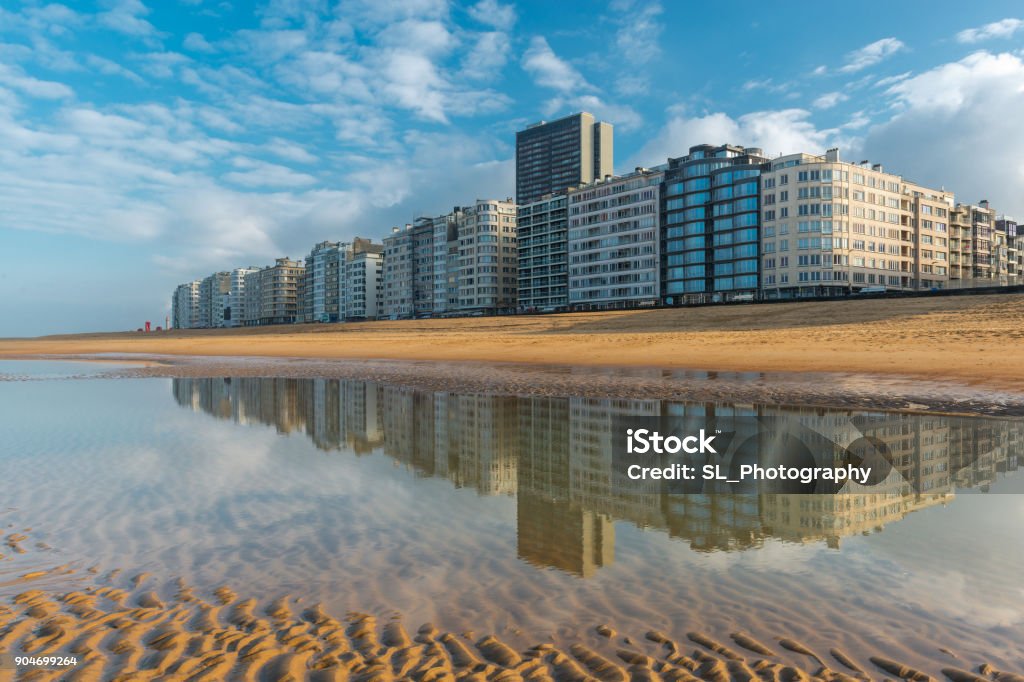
[897,568,1023,629]
[4,376,1024,668]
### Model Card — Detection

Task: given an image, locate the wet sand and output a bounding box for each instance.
[3,295,1024,393]
[6,354,1024,416]
[3,528,1021,682]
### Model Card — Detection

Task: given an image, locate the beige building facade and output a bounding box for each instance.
[760,149,954,298]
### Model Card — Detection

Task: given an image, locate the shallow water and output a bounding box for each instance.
[1,371,1022,672]
[0,358,137,379]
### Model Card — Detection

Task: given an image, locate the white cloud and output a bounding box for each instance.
[521,36,591,93]
[461,31,511,80]
[615,74,650,96]
[273,50,372,100]
[224,157,319,188]
[136,51,191,78]
[742,78,795,95]
[86,54,144,83]
[874,71,912,88]
[614,1,663,65]
[183,31,216,53]
[98,0,161,41]
[863,50,1024,217]
[813,91,849,110]
[956,18,1024,44]
[263,137,318,164]
[839,37,905,73]
[379,50,451,123]
[632,108,846,167]
[0,63,74,99]
[377,19,455,56]
[233,29,308,63]
[467,0,516,31]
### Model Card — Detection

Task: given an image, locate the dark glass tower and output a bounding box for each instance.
[515,112,613,206]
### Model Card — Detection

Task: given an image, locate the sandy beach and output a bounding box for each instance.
[3,526,1020,682]
[4,296,1024,680]
[4,295,1024,392]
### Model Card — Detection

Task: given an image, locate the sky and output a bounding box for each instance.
[2,0,1024,336]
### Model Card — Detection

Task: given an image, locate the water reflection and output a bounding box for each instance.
[172,378,1022,575]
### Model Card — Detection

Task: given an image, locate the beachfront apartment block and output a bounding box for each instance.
[381,201,516,318]
[949,201,1020,287]
[241,257,305,326]
[950,202,995,285]
[432,211,459,316]
[996,216,1021,285]
[340,239,384,321]
[517,193,570,311]
[515,112,614,205]
[759,149,955,298]
[661,144,771,305]
[567,167,663,309]
[197,272,230,328]
[456,199,518,314]
[302,241,344,323]
[171,280,200,329]
[226,267,260,327]
[382,222,424,319]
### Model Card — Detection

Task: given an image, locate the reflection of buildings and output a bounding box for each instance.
[172,379,1022,575]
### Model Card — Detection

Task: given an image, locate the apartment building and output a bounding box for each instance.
[455,199,518,314]
[242,257,304,326]
[432,211,460,315]
[340,238,384,321]
[225,267,259,327]
[567,168,663,309]
[950,200,1006,287]
[516,112,613,205]
[760,149,953,298]
[661,144,770,304]
[382,224,418,319]
[242,268,263,326]
[171,280,200,329]
[411,218,436,318]
[517,193,569,311]
[996,216,1021,284]
[197,272,230,328]
[303,241,344,323]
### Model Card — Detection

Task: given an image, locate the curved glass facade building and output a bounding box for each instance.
[661,144,769,304]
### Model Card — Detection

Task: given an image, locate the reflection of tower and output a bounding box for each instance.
[516,492,613,577]
[444,395,517,496]
[515,397,614,576]
[302,378,342,451]
[340,380,384,453]
[569,397,664,526]
[660,403,767,551]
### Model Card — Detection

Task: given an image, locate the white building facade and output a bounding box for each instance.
[568,168,663,309]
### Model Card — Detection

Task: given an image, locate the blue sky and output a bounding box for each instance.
[2,0,1024,335]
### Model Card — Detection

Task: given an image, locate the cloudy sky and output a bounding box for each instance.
[2,0,1023,335]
